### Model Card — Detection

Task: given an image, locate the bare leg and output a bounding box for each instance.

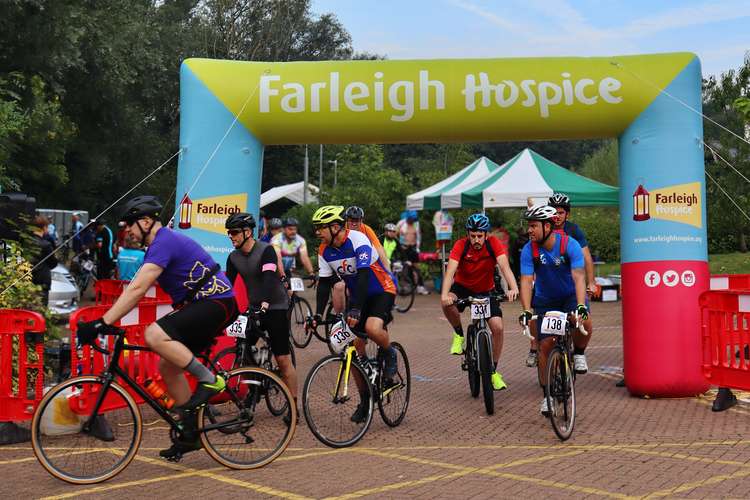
[537,337,556,387]
[574,317,593,351]
[157,358,191,405]
[274,354,297,399]
[487,316,504,365]
[145,323,193,405]
[441,292,461,329]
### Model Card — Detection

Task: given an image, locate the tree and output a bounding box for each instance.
[576,140,618,186]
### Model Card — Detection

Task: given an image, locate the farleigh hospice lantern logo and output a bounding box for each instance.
[177,192,247,235]
[632,182,701,228]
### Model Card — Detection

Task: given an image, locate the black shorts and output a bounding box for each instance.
[157,297,238,354]
[449,283,503,318]
[259,309,291,356]
[354,292,394,333]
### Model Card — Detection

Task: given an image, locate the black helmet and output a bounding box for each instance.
[345,206,364,220]
[283,217,299,227]
[225,212,256,229]
[121,195,163,224]
[548,193,571,212]
[268,217,283,229]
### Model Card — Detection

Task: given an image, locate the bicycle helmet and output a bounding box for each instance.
[384,223,396,232]
[524,204,558,222]
[225,212,256,229]
[466,213,491,232]
[268,217,283,229]
[283,217,299,227]
[120,195,163,224]
[548,193,571,212]
[312,205,345,225]
[345,206,364,220]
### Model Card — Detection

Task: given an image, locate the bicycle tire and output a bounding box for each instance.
[477,329,494,415]
[199,366,296,469]
[31,376,142,484]
[213,346,242,373]
[377,342,411,427]
[321,301,336,341]
[546,347,576,441]
[466,326,480,398]
[394,268,415,313]
[289,296,313,348]
[303,354,374,448]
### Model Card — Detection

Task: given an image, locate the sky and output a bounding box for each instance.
[312,0,750,78]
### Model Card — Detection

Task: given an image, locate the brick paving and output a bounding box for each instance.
[3,291,750,499]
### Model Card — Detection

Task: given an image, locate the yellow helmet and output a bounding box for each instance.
[312,205,345,225]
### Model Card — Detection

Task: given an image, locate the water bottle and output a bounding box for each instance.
[144,378,175,409]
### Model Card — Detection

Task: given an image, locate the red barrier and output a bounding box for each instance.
[0,309,46,422]
[700,289,750,391]
[94,279,171,305]
[710,274,750,291]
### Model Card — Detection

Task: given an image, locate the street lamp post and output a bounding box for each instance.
[304,145,309,204]
[319,144,323,192]
[328,159,338,187]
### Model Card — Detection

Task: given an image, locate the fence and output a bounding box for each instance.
[700,289,750,391]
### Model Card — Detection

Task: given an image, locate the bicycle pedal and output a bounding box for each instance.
[166,453,183,463]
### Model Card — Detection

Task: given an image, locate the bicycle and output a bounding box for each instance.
[391,259,416,313]
[70,249,97,296]
[302,315,410,448]
[454,293,505,416]
[287,275,316,348]
[523,311,587,441]
[31,325,296,484]
[213,307,296,415]
[313,304,378,359]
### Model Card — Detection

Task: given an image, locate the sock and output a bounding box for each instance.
[529,348,537,353]
[542,387,548,398]
[185,357,216,385]
[574,347,585,356]
[453,325,464,337]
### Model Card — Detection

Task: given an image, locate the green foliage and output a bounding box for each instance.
[576,140,618,186]
[570,207,620,263]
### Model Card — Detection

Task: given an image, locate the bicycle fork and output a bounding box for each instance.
[333,347,356,403]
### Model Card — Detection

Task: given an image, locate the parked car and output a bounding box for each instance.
[48,264,80,317]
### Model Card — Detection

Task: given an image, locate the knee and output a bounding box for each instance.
[144,324,161,348]
[333,281,345,293]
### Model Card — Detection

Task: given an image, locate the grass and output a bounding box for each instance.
[594,252,750,277]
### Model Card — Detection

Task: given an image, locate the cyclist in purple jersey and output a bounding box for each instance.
[77,196,238,459]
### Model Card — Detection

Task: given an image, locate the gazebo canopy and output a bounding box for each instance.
[260,181,318,207]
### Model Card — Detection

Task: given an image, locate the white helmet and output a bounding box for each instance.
[524,204,557,222]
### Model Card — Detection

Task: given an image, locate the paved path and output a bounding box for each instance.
[4,293,750,499]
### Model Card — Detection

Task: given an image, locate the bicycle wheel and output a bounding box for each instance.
[213,346,242,373]
[546,348,576,441]
[289,296,313,348]
[377,342,411,427]
[477,329,494,415]
[466,326,480,398]
[394,269,415,313]
[31,376,141,484]
[199,366,296,469]
[303,354,373,448]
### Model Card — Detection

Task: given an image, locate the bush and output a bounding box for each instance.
[570,207,620,263]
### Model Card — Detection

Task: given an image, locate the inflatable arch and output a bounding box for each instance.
[176,53,708,397]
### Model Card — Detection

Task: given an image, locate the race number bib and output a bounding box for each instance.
[470,298,491,320]
[290,277,305,292]
[540,311,567,336]
[227,314,248,338]
[329,321,355,354]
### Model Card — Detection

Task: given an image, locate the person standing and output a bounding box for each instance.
[396,210,429,295]
[116,235,145,281]
[71,213,85,253]
[95,219,115,279]
[31,216,59,306]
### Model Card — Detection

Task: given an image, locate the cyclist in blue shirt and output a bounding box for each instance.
[518,205,588,416]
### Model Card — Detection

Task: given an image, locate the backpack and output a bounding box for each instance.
[459,237,496,262]
[531,233,569,271]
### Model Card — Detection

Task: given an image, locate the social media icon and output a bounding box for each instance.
[663,270,679,287]
[681,270,696,287]
[644,271,660,287]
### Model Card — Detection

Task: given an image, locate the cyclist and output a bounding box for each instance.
[441,213,519,391]
[345,206,391,270]
[396,210,429,295]
[76,195,238,458]
[309,205,398,423]
[260,217,283,243]
[224,212,298,410]
[382,223,398,265]
[517,204,588,416]
[271,217,315,278]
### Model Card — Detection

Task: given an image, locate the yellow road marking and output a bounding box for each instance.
[644,468,750,498]
[324,469,472,499]
[619,447,750,468]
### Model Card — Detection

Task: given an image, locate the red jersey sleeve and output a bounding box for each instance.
[488,235,506,256]
[449,238,468,261]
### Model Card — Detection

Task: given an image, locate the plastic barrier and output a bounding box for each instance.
[710,274,750,291]
[94,279,171,305]
[0,309,46,422]
[69,303,233,413]
[700,289,750,391]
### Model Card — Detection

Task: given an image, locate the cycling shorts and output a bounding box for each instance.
[157,297,238,354]
[259,309,291,356]
[354,292,394,333]
[449,283,502,318]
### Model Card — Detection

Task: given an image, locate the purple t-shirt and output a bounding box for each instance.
[143,227,234,304]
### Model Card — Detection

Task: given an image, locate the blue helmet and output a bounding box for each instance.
[404,210,418,222]
[466,213,490,232]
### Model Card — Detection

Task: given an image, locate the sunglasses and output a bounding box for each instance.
[313,224,330,231]
[227,229,244,236]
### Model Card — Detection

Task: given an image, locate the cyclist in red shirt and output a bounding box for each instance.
[440,213,519,390]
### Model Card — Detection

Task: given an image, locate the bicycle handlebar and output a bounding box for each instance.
[452,293,507,308]
[521,311,588,339]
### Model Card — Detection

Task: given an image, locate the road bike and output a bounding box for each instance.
[523,311,587,441]
[287,276,316,348]
[31,326,296,484]
[454,293,505,415]
[391,259,416,313]
[302,315,410,448]
[213,307,296,416]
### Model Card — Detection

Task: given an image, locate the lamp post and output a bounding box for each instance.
[328,159,338,187]
[319,144,323,192]
[304,145,309,204]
